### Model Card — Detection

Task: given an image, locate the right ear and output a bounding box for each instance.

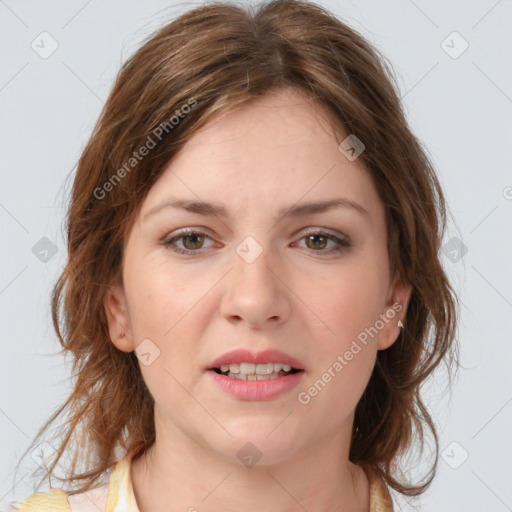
[104,284,135,352]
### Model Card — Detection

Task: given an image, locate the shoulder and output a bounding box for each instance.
[7,455,134,512]
[5,488,71,512]
[5,474,111,512]
[363,466,394,512]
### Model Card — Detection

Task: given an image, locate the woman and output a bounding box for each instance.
[8,0,458,510]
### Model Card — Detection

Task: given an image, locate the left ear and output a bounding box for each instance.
[377,274,412,351]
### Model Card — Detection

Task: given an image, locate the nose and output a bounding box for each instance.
[220,244,291,329]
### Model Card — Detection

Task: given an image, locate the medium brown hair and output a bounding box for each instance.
[17,0,458,501]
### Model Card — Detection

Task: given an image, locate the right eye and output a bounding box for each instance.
[163,229,216,255]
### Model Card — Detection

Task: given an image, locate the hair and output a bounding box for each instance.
[16,0,458,503]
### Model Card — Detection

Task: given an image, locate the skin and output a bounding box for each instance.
[105,88,412,512]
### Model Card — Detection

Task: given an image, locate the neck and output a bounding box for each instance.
[130,413,370,512]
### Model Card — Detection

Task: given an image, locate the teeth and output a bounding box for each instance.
[226,371,286,380]
[240,362,256,374]
[219,362,294,376]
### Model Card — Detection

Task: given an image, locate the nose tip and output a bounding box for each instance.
[220,247,290,328]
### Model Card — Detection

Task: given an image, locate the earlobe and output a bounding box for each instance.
[377,277,412,351]
[104,284,135,352]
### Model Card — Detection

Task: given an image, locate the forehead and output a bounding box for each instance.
[140,89,384,224]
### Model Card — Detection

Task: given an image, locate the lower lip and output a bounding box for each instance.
[207,370,305,400]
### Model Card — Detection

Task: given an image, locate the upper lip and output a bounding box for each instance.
[207,348,305,370]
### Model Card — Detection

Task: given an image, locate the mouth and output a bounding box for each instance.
[207,353,306,400]
[209,362,304,381]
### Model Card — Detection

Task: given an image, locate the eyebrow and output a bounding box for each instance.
[143,197,370,223]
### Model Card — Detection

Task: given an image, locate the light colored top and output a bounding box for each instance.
[7,455,394,511]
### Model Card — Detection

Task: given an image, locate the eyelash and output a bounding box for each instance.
[162,228,351,256]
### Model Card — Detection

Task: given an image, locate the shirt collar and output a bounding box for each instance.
[106,454,140,512]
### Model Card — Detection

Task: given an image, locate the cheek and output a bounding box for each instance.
[124,259,220,375]
[298,270,380,415]
[123,256,191,340]
[300,261,385,347]
[125,267,204,399]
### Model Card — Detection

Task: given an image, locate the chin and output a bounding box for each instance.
[209,429,300,468]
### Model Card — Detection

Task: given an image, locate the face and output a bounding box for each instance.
[105,88,411,466]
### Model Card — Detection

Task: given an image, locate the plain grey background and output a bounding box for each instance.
[1,0,511,510]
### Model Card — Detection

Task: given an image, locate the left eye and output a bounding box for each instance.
[293,231,350,253]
